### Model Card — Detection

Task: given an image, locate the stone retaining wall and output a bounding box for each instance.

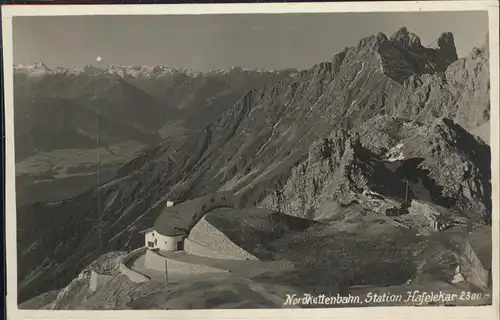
[165,257,229,276]
[145,248,228,282]
[119,247,150,283]
[121,247,147,265]
[187,215,258,260]
[184,238,244,260]
[89,270,113,292]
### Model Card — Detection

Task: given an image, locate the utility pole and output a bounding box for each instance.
[96,103,102,251]
[95,57,103,252]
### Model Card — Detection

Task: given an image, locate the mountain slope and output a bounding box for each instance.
[16,27,491,304]
[13,71,169,161]
[14,63,292,206]
[14,95,160,160]
[14,64,294,158]
[107,65,296,137]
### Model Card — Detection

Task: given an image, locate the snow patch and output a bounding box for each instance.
[348,62,366,89]
[386,143,406,162]
[14,62,50,77]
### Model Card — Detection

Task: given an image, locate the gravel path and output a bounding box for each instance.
[130,254,166,282]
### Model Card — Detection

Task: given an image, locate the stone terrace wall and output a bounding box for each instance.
[165,257,229,277]
[184,238,244,260]
[89,270,113,292]
[121,247,147,266]
[187,215,258,260]
[119,247,150,283]
[145,248,227,282]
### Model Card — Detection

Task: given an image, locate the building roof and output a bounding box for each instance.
[152,191,237,237]
[153,197,206,236]
[138,227,155,234]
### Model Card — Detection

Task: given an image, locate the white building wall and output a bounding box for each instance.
[156,233,185,251]
[144,230,184,251]
[144,230,156,248]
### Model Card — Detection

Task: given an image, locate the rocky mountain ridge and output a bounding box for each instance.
[16,27,491,304]
[260,116,491,224]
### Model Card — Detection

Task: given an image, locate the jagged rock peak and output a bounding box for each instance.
[389,26,422,51]
[471,47,483,59]
[480,32,489,55]
[437,32,458,61]
[14,61,51,77]
[74,64,104,74]
[375,32,389,43]
[14,61,49,70]
[357,32,389,49]
[32,61,48,68]
[332,46,349,64]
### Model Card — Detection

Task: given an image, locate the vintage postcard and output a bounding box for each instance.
[2,1,499,320]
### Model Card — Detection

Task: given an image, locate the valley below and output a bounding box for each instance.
[15,141,147,205]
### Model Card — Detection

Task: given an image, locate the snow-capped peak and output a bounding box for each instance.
[104,65,182,79]
[14,62,50,77]
[72,64,104,76]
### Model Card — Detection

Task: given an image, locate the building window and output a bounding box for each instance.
[147,241,154,248]
[221,197,226,201]
[210,198,215,203]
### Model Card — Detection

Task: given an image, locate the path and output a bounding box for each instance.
[130,254,167,282]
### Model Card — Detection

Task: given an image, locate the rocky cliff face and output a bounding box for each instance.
[16,27,491,303]
[387,33,489,133]
[258,31,490,223]
[260,116,491,223]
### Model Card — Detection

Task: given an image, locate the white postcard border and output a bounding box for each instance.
[2,2,499,320]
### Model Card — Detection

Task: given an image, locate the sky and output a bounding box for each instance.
[12,11,489,71]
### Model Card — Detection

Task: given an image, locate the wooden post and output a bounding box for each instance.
[164,259,169,284]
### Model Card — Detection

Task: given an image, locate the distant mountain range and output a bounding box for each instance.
[13,60,292,205]
[15,27,491,305]
[14,62,293,160]
[14,62,291,79]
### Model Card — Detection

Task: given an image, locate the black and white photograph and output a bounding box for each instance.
[2,2,499,319]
